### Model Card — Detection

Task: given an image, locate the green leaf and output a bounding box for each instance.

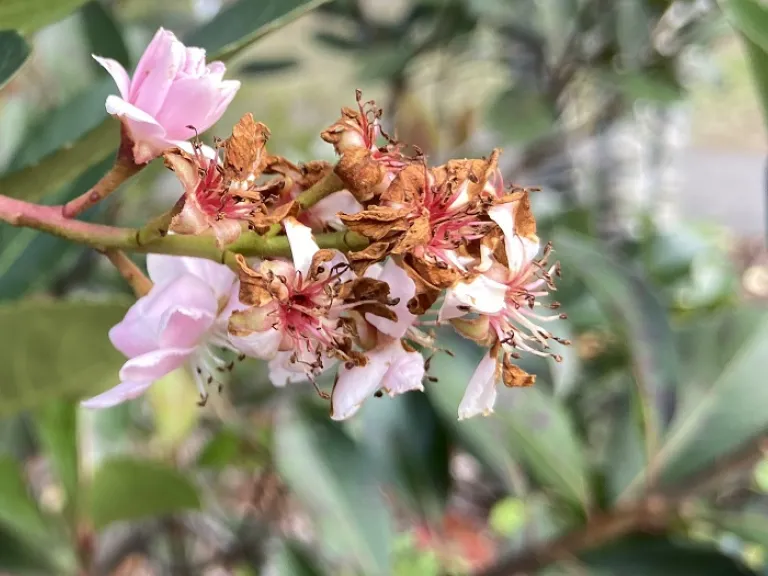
[428,333,590,510]
[604,388,647,502]
[622,307,768,495]
[580,534,758,575]
[0,300,129,416]
[702,509,768,549]
[487,88,557,143]
[358,392,450,521]
[0,0,91,34]
[80,0,131,70]
[88,457,201,530]
[0,117,117,202]
[0,158,112,301]
[0,524,57,574]
[35,401,78,516]
[271,539,326,576]
[238,58,299,76]
[275,399,392,575]
[489,497,526,537]
[0,456,48,542]
[554,230,678,434]
[185,0,332,62]
[0,30,30,91]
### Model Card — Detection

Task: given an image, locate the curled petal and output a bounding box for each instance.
[488,203,540,271]
[283,217,319,277]
[458,352,499,420]
[92,56,130,98]
[81,380,154,409]
[119,347,195,383]
[439,274,508,321]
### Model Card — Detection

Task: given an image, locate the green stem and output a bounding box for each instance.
[296,171,344,209]
[0,194,368,265]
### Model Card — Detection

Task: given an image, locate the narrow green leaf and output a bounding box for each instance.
[35,401,78,515]
[623,307,768,495]
[186,0,332,61]
[702,509,768,548]
[580,534,758,575]
[0,456,48,542]
[275,400,392,575]
[238,57,299,76]
[0,0,91,34]
[554,230,678,434]
[88,458,200,530]
[80,1,131,71]
[272,539,326,576]
[0,117,117,202]
[0,300,129,416]
[0,30,30,91]
[428,333,590,509]
[604,390,647,502]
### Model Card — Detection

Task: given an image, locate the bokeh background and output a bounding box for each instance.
[1,0,768,574]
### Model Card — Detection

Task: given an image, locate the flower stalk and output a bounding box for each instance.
[101,249,153,297]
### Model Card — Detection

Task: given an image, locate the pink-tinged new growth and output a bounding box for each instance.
[95,28,240,164]
[82,255,241,408]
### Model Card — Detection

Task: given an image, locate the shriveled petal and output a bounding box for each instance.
[131,29,185,116]
[458,352,499,420]
[283,217,319,277]
[439,274,508,321]
[164,151,201,192]
[81,380,154,409]
[365,259,416,338]
[170,199,210,236]
[119,347,195,382]
[146,254,236,303]
[92,55,130,98]
[488,203,540,271]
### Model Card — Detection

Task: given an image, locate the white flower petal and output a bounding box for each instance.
[438,274,507,321]
[283,217,319,277]
[458,352,499,420]
[364,259,416,339]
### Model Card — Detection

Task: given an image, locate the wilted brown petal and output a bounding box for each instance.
[224,113,271,181]
[339,206,411,241]
[334,147,386,202]
[501,356,536,388]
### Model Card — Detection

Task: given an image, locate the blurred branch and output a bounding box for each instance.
[101,249,152,297]
[474,433,768,576]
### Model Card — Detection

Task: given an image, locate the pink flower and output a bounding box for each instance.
[440,240,566,419]
[95,28,240,164]
[82,255,239,408]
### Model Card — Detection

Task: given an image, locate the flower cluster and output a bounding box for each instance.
[83,29,568,419]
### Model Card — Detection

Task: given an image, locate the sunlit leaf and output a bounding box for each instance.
[0,300,129,416]
[275,399,392,574]
[0,0,90,34]
[0,30,30,91]
[88,458,200,530]
[185,0,332,62]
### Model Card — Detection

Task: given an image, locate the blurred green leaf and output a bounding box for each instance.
[651,307,768,488]
[604,390,647,502]
[580,534,758,575]
[702,509,768,549]
[0,0,90,34]
[0,300,128,416]
[271,539,326,576]
[81,0,131,70]
[0,524,58,575]
[313,31,364,51]
[35,401,78,520]
[275,399,392,574]
[0,30,30,91]
[359,392,450,521]
[489,497,526,537]
[0,158,112,301]
[555,230,678,436]
[238,57,299,76]
[720,0,768,131]
[148,369,199,452]
[197,428,242,469]
[88,458,200,530]
[604,68,683,103]
[429,334,590,510]
[0,117,117,201]
[753,458,768,492]
[487,88,556,143]
[0,456,48,542]
[185,0,332,62]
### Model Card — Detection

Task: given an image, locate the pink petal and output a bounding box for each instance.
[81,380,154,409]
[146,254,235,303]
[439,274,508,321]
[105,96,168,163]
[212,219,243,248]
[119,347,195,382]
[159,306,216,350]
[206,61,226,82]
[364,259,416,339]
[283,218,319,277]
[131,29,186,116]
[181,47,206,76]
[154,78,222,140]
[92,55,130,98]
[458,352,499,420]
[203,79,241,129]
[170,199,210,236]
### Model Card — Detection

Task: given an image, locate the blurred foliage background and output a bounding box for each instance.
[1,0,768,574]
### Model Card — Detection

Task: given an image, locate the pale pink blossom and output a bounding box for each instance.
[95,28,240,164]
[82,255,239,408]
